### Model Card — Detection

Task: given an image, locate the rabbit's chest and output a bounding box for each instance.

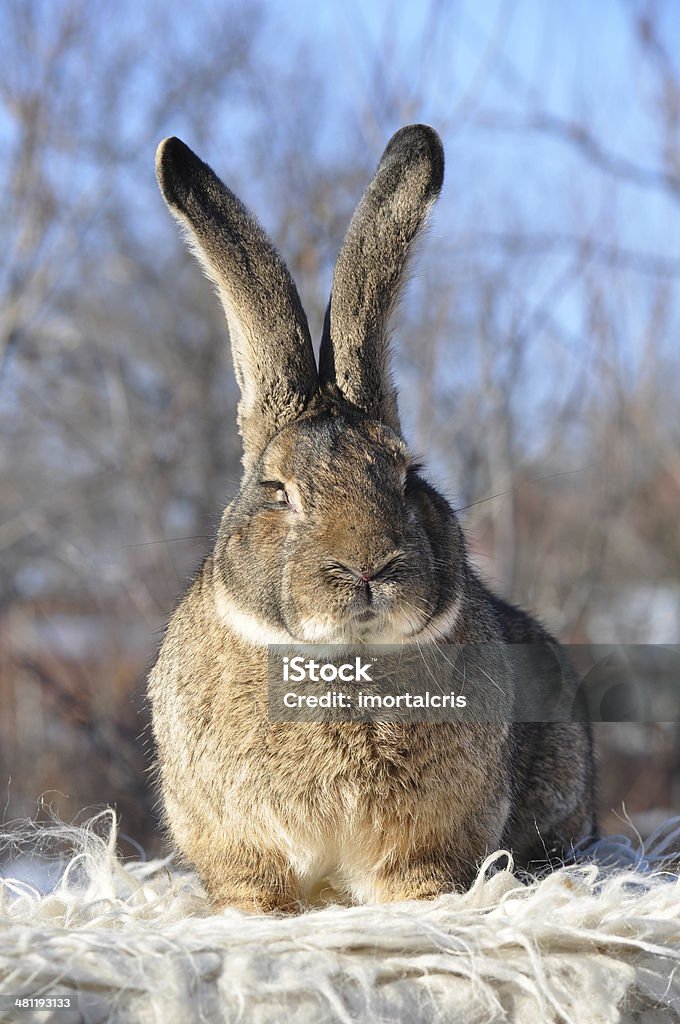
[250,729,439,889]
[255,776,391,901]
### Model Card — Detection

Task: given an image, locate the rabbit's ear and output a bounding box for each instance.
[156,138,319,468]
[319,125,444,432]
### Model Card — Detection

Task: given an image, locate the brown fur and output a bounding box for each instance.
[148,126,597,913]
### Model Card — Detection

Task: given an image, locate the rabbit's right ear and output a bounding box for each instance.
[156,138,319,469]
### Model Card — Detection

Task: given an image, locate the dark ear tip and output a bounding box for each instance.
[382,124,445,194]
[155,136,201,209]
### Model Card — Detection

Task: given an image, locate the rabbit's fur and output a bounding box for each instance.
[148,126,597,912]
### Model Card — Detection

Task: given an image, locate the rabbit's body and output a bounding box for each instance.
[148,126,596,912]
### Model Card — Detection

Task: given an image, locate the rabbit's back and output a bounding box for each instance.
[481,588,597,865]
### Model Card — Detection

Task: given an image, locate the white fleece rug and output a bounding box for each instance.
[1,813,679,1024]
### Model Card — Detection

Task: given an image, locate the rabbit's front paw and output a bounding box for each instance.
[200,848,303,915]
[370,851,476,903]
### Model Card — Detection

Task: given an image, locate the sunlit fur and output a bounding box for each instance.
[148,126,597,913]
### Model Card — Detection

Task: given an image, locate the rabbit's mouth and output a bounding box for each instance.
[339,591,462,645]
[294,597,433,644]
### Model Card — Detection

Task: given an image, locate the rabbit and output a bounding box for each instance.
[148,125,597,913]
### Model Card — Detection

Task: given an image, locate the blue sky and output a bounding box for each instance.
[3,0,678,456]
[244,0,678,252]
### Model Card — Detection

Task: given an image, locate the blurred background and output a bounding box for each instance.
[1,0,679,862]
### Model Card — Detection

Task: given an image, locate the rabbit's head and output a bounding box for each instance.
[156,126,464,644]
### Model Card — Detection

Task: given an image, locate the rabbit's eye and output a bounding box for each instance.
[261,479,297,511]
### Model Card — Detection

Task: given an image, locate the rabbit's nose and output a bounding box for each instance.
[337,553,402,584]
[347,566,372,584]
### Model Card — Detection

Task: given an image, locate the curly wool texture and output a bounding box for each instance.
[0,813,679,1024]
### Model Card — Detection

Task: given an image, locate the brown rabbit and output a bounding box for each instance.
[148,126,597,913]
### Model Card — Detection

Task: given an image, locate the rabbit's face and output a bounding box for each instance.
[217,395,464,644]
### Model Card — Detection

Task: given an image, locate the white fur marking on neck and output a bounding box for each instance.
[214,587,293,647]
[214,584,462,649]
[412,595,463,643]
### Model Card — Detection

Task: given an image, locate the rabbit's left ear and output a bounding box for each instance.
[319,125,444,432]
[156,137,319,469]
